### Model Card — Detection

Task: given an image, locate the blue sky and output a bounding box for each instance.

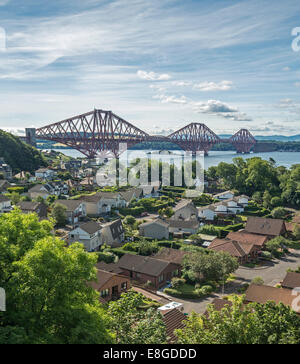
[0,0,300,136]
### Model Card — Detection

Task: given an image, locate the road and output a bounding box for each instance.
[164,250,300,315]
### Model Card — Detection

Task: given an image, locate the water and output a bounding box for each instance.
[49,149,300,169]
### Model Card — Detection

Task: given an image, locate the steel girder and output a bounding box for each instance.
[229,129,256,153]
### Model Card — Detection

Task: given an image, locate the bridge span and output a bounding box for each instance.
[22,109,257,158]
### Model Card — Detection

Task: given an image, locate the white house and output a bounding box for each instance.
[198,206,216,221]
[101,219,125,247]
[0,195,12,213]
[68,221,102,252]
[139,218,169,240]
[35,168,56,180]
[234,195,249,206]
[214,190,235,200]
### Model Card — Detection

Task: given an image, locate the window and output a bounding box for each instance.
[121,282,127,290]
[159,274,164,283]
[100,289,109,298]
[136,273,141,279]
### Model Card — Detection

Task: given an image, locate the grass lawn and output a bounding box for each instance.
[164,283,199,299]
[288,241,300,250]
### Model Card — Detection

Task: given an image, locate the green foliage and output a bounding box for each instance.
[108,291,167,344]
[175,296,300,344]
[7,187,24,194]
[251,277,264,285]
[0,129,46,173]
[171,277,186,289]
[271,207,287,219]
[0,210,112,344]
[50,203,67,227]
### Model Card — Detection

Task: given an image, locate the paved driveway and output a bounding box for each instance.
[165,250,300,315]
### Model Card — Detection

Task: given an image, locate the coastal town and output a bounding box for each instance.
[1,146,300,344]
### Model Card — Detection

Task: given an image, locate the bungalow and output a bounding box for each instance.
[117,253,179,290]
[90,269,130,303]
[233,195,250,206]
[281,272,300,290]
[168,219,200,235]
[245,217,287,239]
[68,221,102,252]
[0,195,12,213]
[208,238,259,264]
[154,248,190,273]
[226,231,268,250]
[214,190,235,200]
[35,168,55,181]
[101,219,125,247]
[198,205,216,221]
[54,199,86,226]
[139,218,169,240]
[17,201,48,219]
[171,199,198,221]
[245,284,300,315]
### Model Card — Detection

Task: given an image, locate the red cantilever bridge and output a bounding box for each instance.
[32,109,256,158]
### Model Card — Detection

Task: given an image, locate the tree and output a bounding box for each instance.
[175,296,300,344]
[265,238,282,255]
[252,191,262,204]
[3,238,112,344]
[263,191,272,209]
[271,207,287,219]
[108,291,167,344]
[293,224,300,240]
[50,203,67,227]
[271,196,282,208]
[124,215,136,226]
[183,250,239,283]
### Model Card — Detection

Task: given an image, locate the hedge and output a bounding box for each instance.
[119,207,145,216]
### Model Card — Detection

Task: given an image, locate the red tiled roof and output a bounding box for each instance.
[282,272,300,290]
[245,217,286,236]
[227,231,267,247]
[161,308,186,343]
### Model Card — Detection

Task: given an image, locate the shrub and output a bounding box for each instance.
[251,277,264,286]
[97,252,116,264]
[171,277,186,289]
[199,285,213,295]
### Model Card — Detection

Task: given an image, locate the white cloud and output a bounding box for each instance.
[194,80,234,91]
[154,94,187,104]
[192,99,238,113]
[172,81,191,87]
[295,82,300,87]
[282,67,291,71]
[137,70,171,81]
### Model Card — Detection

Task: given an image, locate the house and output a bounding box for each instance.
[281,272,300,290]
[90,269,130,303]
[160,308,186,343]
[245,284,300,315]
[51,181,69,196]
[154,248,189,273]
[0,180,11,193]
[226,231,268,250]
[96,261,124,274]
[0,195,12,213]
[35,168,55,180]
[80,177,96,191]
[204,298,233,317]
[198,199,244,221]
[28,184,55,200]
[17,201,48,219]
[171,199,198,221]
[14,171,36,182]
[214,190,235,200]
[81,192,126,216]
[100,219,125,247]
[120,188,143,206]
[54,199,86,225]
[140,185,160,198]
[139,218,169,240]
[0,159,12,180]
[68,221,102,252]
[117,253,179,290]
[168,219,199,235]
[245,217,287,238]
[208,238,259,264]
[234,195,250,206]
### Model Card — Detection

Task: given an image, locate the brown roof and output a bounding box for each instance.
[282,272,300,290]
[285,222,296,232]
[90,269,128,291]
[167,219,199,229]
[54,199,83,212]
[173,199,195,211]
[245,284,300,313]
[102,219,124,239]
[82,192,120,203]
[204,298,233,317]
[118,254,171,277]
[139,218,169,229]
[161,308,186,343]
[96,262,124,274]
[208,238,255,258]
[154,248,189,266]
[245,217,286,236]
[227,231,267,247]
[78,221,101,234]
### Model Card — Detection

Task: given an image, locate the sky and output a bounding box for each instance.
[0,0,300,136]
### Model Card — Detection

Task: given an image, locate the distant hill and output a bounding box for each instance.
[0,130,47,173]
[219,134,300,142]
